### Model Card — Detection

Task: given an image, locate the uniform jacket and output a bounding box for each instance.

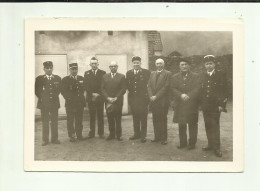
[61,75,86,108]
[101,73,126,110]
[83,69,106,102]
[147,69,171,110]
[126,68,151,106]
[200,70,228,112]
[35,74,61,109]
[171,71,200,123]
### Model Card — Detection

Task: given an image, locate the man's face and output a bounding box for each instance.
[205,61,215,72]
[70,67,78,76]
[155,60,164,71]
[133,60,141,70]
[44,66,53,75]
[109,64,118,73]
[179,61,190,73]
[90,60,99,70]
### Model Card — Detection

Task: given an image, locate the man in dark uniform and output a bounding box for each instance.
[201,55,228,157]
[171,59,200,150]
[61,63,86,142]
[147,58,171,145]
[35,61,61,146]
[101,61,126,141]
[126,56,150,143]
[84,57,106,138]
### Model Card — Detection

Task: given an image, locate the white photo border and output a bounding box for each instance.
[24,17,244,172]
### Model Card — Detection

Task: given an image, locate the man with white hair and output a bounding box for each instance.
[101,61,126,141]
[147,58,171,145]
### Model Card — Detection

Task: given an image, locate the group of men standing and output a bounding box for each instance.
[35,54,228,157]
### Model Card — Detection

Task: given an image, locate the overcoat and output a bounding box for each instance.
[171,71,200,123]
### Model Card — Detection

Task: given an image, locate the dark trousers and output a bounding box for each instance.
[203,110,221,150]
[106,109,122,138]
[40,107,58,143]
[88,101,104,136]
[66,107,84,139]
[178,122,198,147]
[152,106,168,142]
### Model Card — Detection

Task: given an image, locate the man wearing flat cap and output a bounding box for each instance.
[200,55,228,157]
[101,61,126,141]
[83,57,106,138]
[147,58,171,145]
[61,63,86,142]
[126,56,150,143]
[171,58,200,150]
[35,61,61,146]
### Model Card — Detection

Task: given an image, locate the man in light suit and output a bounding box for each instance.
[147,58,171,145]
[84,57,106,138]
[101,61,126,141]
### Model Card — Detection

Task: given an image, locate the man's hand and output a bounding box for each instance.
[92,93,100,97]
[107,97,114,103]
[111,97,117,103]
[181,94,190,102]
[218,106,224,112]
[150,96,157,102]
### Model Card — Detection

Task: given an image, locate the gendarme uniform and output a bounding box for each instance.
[35,61,61,145]
[201,55,228,157]
[126,56,151,142]
[61,63,86,141]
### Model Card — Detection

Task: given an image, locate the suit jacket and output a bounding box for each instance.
[126,68,150,106]
[101,73,126,111]
[84,69,106,102]
[61,75,86,108]
[35,74,61,109]
[200,70,228,112]
[147,69,171,110]
[171,71,200,123]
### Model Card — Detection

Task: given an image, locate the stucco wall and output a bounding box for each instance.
[35,31,149,75]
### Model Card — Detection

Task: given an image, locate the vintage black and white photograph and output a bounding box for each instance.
[25,18,243,172]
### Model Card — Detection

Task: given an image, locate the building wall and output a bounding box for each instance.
[35,31,149,75]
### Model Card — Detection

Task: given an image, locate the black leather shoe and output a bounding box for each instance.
[129,135,140,140]
[106,136,115,141]
[202,146,212,151]
[51,140,60,144]
[42,141,48,146]
[141,138,146,143]
[151,139,159,143]
[70,137,76,142]
[177,145,187,149]
[161,141,168,145]
[87,135,94,139]
[187,145,195,150]
[215,150,222,157]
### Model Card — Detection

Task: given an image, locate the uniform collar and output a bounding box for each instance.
[157,69,164,73]
[207,69,215,76]
[45,74,53,79]
[70,75,78,80]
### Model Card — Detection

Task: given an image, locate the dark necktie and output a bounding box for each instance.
[156,72,161,84]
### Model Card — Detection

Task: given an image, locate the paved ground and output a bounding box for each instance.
[35,103,233,161]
